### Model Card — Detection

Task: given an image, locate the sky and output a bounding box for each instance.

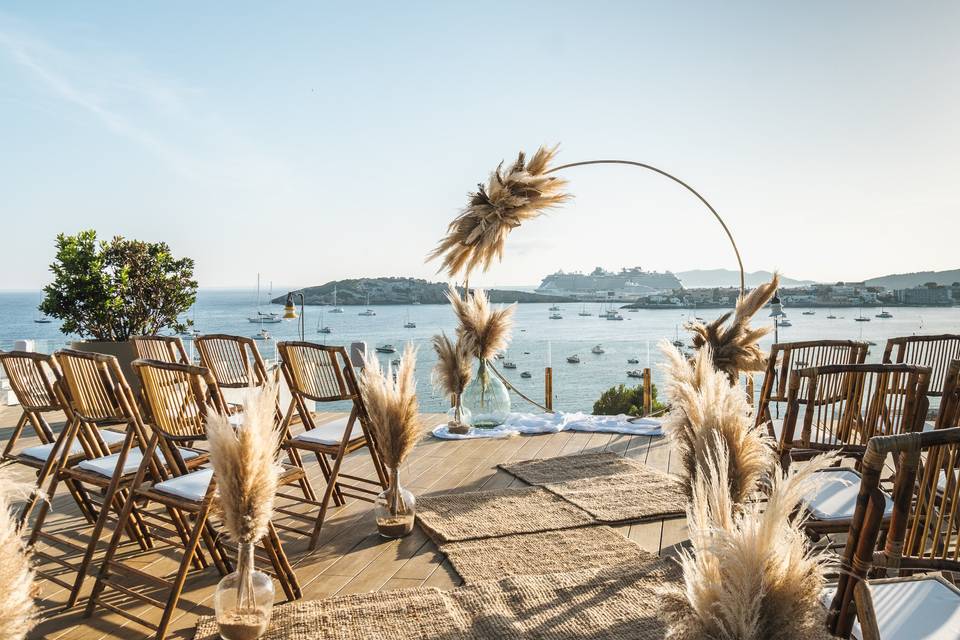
[1,2,958,291]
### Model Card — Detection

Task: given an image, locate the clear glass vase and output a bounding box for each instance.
[446,397,471,434]
[461,359,510,428]
[375,467,416,538]
[214,542,274,640]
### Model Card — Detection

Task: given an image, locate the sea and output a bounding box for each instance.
[3,290,958,413]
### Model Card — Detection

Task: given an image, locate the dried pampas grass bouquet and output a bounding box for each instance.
[0,467,38,640]
[431,333,473,434]
[360,344,422,537]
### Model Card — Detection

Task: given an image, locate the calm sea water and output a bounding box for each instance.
[2,290,958,412]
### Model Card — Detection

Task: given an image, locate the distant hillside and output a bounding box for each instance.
[865,269,960,290]
[271,278,574,305]
[676,269,814,289]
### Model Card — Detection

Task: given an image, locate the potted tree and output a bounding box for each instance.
[40,230,197,383]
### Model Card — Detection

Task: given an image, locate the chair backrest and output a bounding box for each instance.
[53,349,146,457]
[132,335,189,365]
[883,334,960,398]
[781,363,931,452]
[931,359,960,430]
[0,351,60,411]
[756,340,868,426]
[277,342,358,403]
[827,427,960,637]
[194,334,269,389]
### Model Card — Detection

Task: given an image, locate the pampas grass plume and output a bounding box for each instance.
[206,380,283,544]
[360,344,421,469]
[446,285,515,362]
[0,467,39,640]
[431,333,472,398]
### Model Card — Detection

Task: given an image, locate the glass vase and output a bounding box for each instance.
[446,396,471,434]
[375,467,416,538]
[461,359,510,428]
[214,542,274,640]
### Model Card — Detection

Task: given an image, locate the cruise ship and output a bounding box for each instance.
[536,267,682,299]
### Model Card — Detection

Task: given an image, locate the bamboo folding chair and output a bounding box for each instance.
[20,349,177,608]
[826,427,960,638]
[779,363,930,537]
[754,340,868,439]
[194,334,275,414]
[277,341,388,550]
[884,334,960,430]
[87,359,301,640]
[132,335,190,365]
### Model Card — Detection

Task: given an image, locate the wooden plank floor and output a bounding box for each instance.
[0,404,686,640]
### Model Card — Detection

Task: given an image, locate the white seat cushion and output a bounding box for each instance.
[76,447,199,477]
[807,468,893,521]
[866,577,960,639]
[153,468,213,503]
[292,416,356,446]
[20,429,126,462]
[768,418,840,446]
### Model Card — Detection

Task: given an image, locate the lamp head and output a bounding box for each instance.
[283,293,298,319]
[769,292,784,318]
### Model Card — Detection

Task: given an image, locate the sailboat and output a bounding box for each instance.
[33,309,52,324]
[248,274,281,323]
[358,292,376,316]
[855,307,871,322]
[578,304,592,316]
[671,325,684,348]
[317,310,332,334]
[827,309,837,319]
[875,307,893,319]
[329,285,344,313]
[403,308,416,328]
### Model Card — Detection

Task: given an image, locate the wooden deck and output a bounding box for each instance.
[0,405,687,640]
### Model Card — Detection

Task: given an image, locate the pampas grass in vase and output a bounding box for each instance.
[447,285,515,428]
[0,467,38,640]
[207,380,283,640]
[360,344,422,538]
[431,332,473,434]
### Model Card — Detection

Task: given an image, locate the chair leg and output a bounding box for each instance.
[260,522,300,600]
[154,507,211,640]
[308,449,347,551]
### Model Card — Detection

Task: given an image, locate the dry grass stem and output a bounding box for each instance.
[431,333,472,397]
[664,440,836,640]
[0,467,39,640]
[688,273,779,383]
[446,285,515,362]
[427,145,571,278]
[206,380,283,544]
[660,341,776,505]
[361,344,421,469]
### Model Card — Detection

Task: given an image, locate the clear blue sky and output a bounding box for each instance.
[1,2,958,290]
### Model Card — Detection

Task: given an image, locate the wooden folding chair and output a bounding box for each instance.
[277,341,388,550]
[884,334,960,429]
[20,349,168,608]
[87,359,302,639]
[779,363,930,537]
[194,334,274,414]
[827,427,960,638]
[754,340,868,437]
[132,335,190,365]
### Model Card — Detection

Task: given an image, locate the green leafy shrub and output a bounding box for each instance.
[592,382,665,416]
[40,230,198,341]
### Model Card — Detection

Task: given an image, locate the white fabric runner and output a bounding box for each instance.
[430,412,663,440]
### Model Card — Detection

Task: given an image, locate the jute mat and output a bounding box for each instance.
[416,486,594,543]
[193,587,462,639]
[500,451,687,523]
[440,525,657,583]
[499,451,645,485]
[196,557,683,639]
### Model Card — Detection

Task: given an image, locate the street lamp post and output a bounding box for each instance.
[769,292,785,346]
[283,292,305,341]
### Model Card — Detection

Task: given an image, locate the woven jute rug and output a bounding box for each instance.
[545,470,686,523]
[416,486,594,543]
[499,451,645,485]
[197,557,682,639]
[440,525,657,583]
[193,587,463,639]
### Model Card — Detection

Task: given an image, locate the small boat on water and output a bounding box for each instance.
[549,312,563,320]
[523,351,530,355]
[520,371,532,379]
[34,311,52,324]
[855,315,870,322]
[358,293,376,316]
[876,308,893,319]
[606,312,624,321]
[591,344,605,355]
[549,305,561,311]
[404,321,416,328]
[503,361,517,369]
[802,310,815,315]
[578,305,592,316]
[248,274,282,323]
[376,344,397,354]
[627,357,639,364]
[317,310,332,334]
[827,311,837,319]
[627,370,644,379]
[778,317,793,327]
[495,353,505,360]
[329,285,344,313]
[253,328,271,340]
[391,358,401,367]
[628,308,638,313]
[567,355,580,364]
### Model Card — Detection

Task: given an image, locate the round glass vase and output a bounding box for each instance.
[375,467,416,538]
[461,359,510,428]
[446,399,471,434]
[214,542,274,640]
